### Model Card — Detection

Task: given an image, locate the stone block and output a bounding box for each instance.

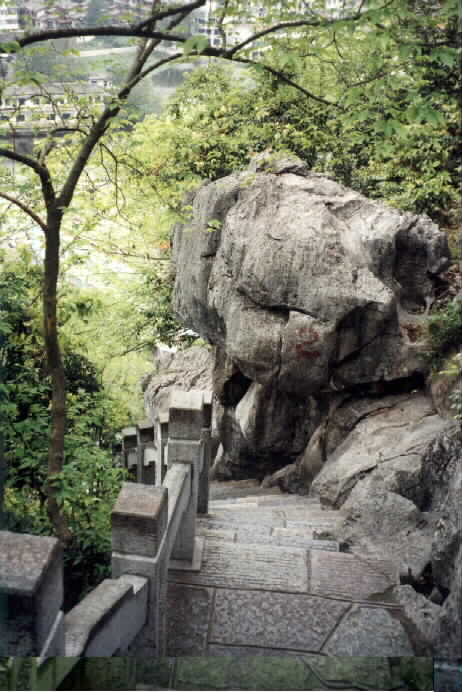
[121,427,137,448]
[169,541,309,592]
[166,583,212,656]
[309,549,397,602]
[323,605,414,656]
[210,589,349,652]
[0,531,63,656]
[112,482,167,557]
[117,575,149,652]
[167,439,202,465]
[65,578,134,656]
[38,610,65,660]
[168,389,204,440]
[112,548,168,656]
[138,421,155,444]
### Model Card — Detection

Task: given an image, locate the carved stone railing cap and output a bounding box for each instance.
[138,420,154,431]
[169,389,204,411]
[112,482,166,519]
[159,411,169,424]
[0,531,61,596]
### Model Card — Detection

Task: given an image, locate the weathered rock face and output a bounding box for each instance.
[143,345,214,422]
[172,153,450,476]
[314,420,461,657]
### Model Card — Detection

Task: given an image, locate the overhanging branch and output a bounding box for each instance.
[0,192,47,232]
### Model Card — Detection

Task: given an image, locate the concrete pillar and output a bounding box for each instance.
[0,531,64,657]
[111,482,168,656]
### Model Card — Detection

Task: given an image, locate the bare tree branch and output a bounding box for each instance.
[234,57,343,109]
[0,191,47,232]
[0,148,56,207]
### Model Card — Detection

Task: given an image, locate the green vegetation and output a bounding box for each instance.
[0,251,127,607]
[427,300,462,365]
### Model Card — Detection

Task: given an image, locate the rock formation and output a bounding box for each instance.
[169,152,460,656]
[172,152,450,476]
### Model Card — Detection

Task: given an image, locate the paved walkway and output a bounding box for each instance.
[166,482,416,658]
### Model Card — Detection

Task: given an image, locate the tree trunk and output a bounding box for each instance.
[43,212,72,544]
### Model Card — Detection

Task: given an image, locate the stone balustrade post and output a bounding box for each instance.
[0,531,64,657]
[198,427,211,515]
[111,482,168,656]
[167,389,204,565]
[139,421,156,485]
[121,426,137,473]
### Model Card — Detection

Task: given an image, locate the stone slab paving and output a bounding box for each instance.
[323,605,415,656]
[207,508,287,525]
[169,540,309,592]
[275,535,339,551]
[309,550,398,603]
[167,583,212,656]
[167,491,416,659]
[210,589,349,652]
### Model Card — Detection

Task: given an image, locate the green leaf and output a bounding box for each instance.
[0,41,19,54]
[183,35,210,56]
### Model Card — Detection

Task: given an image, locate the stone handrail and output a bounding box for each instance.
[0,387,212,686]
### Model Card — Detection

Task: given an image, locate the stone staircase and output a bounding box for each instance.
[166,482,417,658]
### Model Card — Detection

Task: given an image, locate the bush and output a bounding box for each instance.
[427,299,462,367]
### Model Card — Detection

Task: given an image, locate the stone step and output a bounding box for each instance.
[169,539,309,593]
[208,497,322,510]
[197,525,339,552]
[209,481,283,501]
[169,540,398,604]
[198,514,341,537]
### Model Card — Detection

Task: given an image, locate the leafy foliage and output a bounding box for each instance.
[427,299,462,368]
[0,251,127,606]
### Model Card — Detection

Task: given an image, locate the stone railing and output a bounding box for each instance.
[0,388,212,688]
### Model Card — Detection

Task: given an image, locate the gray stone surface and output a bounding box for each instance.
[167,583,212,656]
[210,588,348,652]
[168,389,204,440]
[310,394,445,507]
[169,540,308,592]
[143,346,212,419]
[323,605,415,655]
[309,550,397,602]
[0,531,61,596]
[65,578,134,656]
[392,584,440,655]
[0,531,63,656]
[172,153,450,477]
[112,482,167,557]
[336,477,434,581]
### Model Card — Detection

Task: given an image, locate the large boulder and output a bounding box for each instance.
[309,392,447,508]
[313,420,461,658]
[172,153,450,477]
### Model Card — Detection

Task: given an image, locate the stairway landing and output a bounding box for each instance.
[167,482,415,657]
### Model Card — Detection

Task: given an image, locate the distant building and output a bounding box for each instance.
[0,77,112,132]
[0,2,21,33]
